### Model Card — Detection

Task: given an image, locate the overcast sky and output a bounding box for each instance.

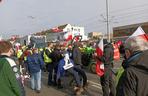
[0,0,148,39]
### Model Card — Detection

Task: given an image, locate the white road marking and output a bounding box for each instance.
[88,80,102,89]
[91,84,102,89]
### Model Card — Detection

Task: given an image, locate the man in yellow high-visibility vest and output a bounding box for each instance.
[43,43,54,86]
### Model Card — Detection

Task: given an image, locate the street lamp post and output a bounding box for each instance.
[106,0,110,42]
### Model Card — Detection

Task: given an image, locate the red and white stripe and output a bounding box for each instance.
[95,38,104,76]
[128,26,148,42]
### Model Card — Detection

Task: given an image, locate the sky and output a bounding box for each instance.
[0,0,148,39]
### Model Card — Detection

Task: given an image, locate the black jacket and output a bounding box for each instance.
[117,50,148,96]
[72,45,82,65]
[98,43,114,66]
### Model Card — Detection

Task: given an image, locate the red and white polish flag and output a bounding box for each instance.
[128,26,148,42]
[95,38,104,76]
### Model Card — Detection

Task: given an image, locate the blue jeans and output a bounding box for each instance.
[30,70,41,90]
[74,65,87,87]
[67,68,81,87]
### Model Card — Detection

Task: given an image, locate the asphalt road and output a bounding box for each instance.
[25,71,103,96]
[25,59,123,96]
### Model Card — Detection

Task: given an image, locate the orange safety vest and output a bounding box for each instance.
[113,44,120,60]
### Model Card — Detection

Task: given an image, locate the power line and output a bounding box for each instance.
[81,16,147,33]
[111,8,148,18]
[73,4,148,34]
[76,9,147,28]
[103,3,148,15]
[115,16,148,24]
[81,9,148,27]
[100,8,148,21]
[74,15,99,24]
[75,3,148,24]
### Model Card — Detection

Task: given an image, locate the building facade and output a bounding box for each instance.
[88,32,103,39]
[46,24,87,42]
[113,22,148,37]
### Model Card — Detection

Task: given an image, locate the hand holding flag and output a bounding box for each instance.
[95,38,104,76]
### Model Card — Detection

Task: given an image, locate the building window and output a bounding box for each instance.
[74,29,77,31]
[78,29,80,32]
[67,28,70,31]
[71,27,73,30]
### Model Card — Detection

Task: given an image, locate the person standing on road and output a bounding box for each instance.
[43,43,55,86]
[72,42,88,89]
[96,39,116,96]
[52,45,63,87]
[0,41,25,96]
[26,48,44,93]
[116,37,148,96]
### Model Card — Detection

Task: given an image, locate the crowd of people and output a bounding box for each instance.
[0,35,148,96]
[0,41,91,96]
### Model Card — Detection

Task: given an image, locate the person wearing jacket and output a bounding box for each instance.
[51,45,63,87]
[0,41,25,96]
[96,39,116,96]
[26,48,44,93]
[72,42,88,89]
[43,43,55,86]
[116,37,148,96]
[57,52,83,95]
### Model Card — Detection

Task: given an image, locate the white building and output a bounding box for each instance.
[46,24,87,42]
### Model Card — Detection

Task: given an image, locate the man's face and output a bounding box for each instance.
[9,48,14,56]
[125,49,131,59]
[48,44,53,48]
[34,49,38,54]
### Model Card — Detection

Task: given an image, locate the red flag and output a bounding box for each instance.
[51,27,62,32]
[116,40,122,47]
[95,38,104,76]
[128,26,148,42]
[74,36,80,42]
[63,33,72,47]
[65,35,72,41]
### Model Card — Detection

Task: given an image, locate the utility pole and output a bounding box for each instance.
[106,0,110,42]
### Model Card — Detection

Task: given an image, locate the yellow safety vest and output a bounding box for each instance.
[17,50,23,59]
[43,48,52,63]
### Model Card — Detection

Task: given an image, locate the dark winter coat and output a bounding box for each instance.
[116,50,148,96]
[98,43,114,66]
[72,45,82,65]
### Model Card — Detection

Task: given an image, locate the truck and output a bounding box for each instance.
[19,35,46,48]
